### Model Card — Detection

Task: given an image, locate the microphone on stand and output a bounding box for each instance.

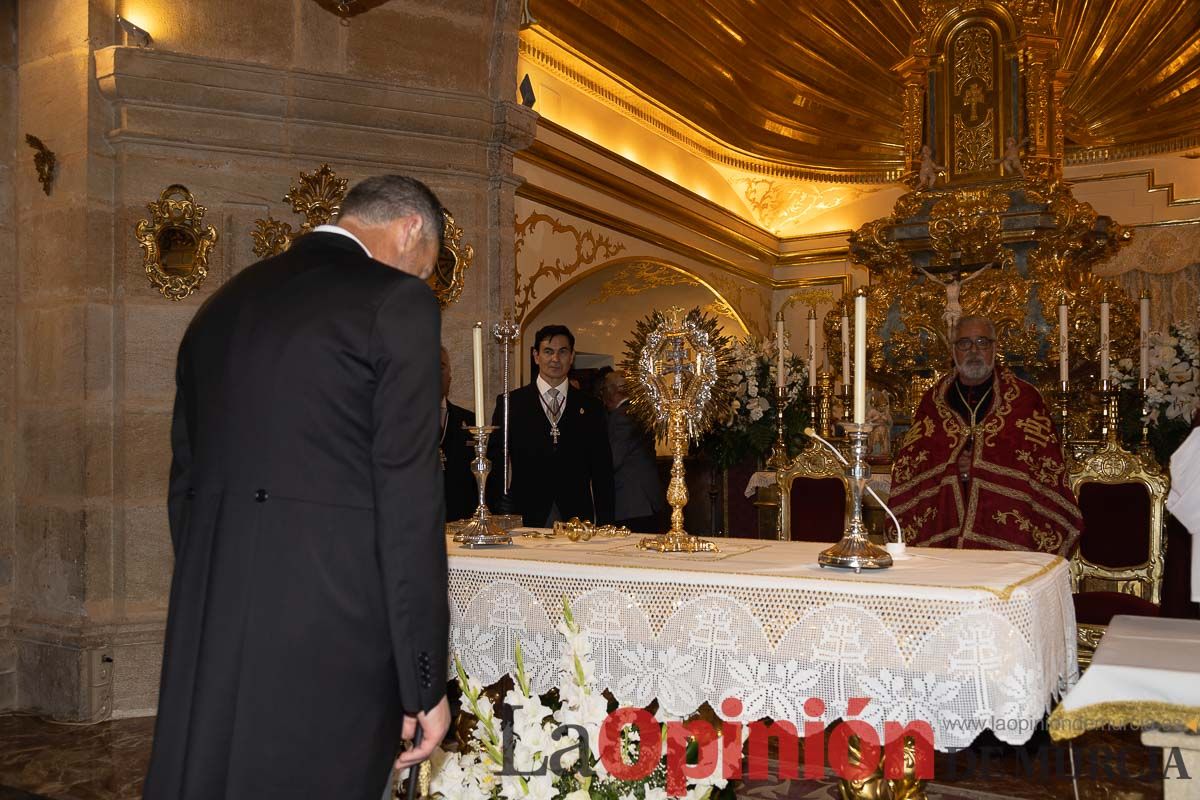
[802,427,904,545]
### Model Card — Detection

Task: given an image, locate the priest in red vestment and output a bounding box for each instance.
[890,316,1082,555]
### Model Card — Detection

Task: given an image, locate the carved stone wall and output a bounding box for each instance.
[0,0,16,714]
[6,0,531,720]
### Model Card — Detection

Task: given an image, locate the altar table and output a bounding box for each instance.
[447,534,1077,752]
[1049,616,1200,799]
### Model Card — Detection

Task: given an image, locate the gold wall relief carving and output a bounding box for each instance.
[781,288,837,311]
[135,184,219,301]
[590,261,698,304]
[953,28,993,94]
[927,188,1011,267]
[513,211,625,323]
[954,109,995,175]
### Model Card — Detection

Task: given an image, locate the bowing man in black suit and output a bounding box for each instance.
[440,346,478,521]
[145,176,451,800]
[487,325,615,527]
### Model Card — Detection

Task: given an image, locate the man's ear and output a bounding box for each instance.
[393,214,424,255]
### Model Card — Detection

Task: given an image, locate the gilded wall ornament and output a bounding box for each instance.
[252,165,472,309]
[429,209,473,309]
[135,185,218,301]
[513,211,625,322]
[252,164,347,259]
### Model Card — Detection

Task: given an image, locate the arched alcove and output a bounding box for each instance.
[519,257,749,383]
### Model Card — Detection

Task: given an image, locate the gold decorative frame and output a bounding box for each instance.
[1067,439,1169,666]
[251,164,348,259]
[135,185,219,301]
[429,208,473,309]
[252,165,470,309]
[775,442,850,543]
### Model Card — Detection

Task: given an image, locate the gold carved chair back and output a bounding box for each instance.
[776,442,850,543]
[1067,440,1169,666]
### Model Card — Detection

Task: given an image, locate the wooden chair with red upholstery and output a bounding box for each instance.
[1068,437,1169,667]
[776,441,851,543]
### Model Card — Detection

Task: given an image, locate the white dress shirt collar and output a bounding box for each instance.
[536,374,569,402]
[313,224,372,258]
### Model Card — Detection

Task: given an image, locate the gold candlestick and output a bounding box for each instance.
[1052,380,1071,441]
[818,422,892,571]
[766,385,790,470]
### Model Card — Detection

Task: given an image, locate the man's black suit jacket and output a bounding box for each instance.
[443,400,478,521]
[487,382,615,527]
[144,232,448,800]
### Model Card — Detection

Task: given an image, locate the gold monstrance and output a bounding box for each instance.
[623,307,733,553]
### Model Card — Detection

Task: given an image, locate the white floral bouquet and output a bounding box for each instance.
[1112,321,1198,460]
[702,337,809,469]
[429,601,729,800]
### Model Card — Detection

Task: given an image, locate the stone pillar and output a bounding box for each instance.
[12,0,118,721]
[0,0,17,713]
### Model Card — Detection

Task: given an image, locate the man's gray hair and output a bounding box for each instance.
[953,315,997,340]
[339,175,444,252]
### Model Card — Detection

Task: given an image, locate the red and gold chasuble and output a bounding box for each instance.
[890,367,1082,556]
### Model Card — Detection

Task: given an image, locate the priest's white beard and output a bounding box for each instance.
[955,351,994,384]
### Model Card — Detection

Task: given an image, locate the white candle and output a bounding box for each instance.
[807,309,817,382]
[853,290,867,424]
[1139,292,1150,382]
[472,322,485,426]
[1058,299,1069,384]
[1099,296,1110,383]
[776,312,786,389]
[840,313,850,388]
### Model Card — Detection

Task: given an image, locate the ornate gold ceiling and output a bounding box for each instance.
[530,0,1200,179]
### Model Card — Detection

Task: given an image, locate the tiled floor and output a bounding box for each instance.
[0,714,1166,800]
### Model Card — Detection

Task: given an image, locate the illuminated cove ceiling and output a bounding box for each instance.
[520,0,1200,236]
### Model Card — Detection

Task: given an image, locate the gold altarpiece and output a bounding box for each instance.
[826,0,1137,444]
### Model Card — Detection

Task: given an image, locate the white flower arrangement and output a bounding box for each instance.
[723,337,808,430]
[1113,321,1200,425]
[430,601,729,800]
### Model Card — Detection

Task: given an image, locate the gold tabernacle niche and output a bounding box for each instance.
[822,0,1135,447]
[250,164,472,308]
[135,184,219,301]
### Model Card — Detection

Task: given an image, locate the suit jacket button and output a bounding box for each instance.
[255,489,269,502]
[186,489,196,499]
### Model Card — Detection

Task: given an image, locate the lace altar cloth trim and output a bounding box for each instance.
[448,536,1078,751]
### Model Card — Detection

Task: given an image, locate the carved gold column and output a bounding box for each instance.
[893,55,930,178]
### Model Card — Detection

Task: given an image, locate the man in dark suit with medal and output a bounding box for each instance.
[441,346,478,521]
[145,176,451,800]
[487,325,615,527]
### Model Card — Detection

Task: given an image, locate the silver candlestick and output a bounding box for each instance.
[454,425,512,548]
[818,421,892,571]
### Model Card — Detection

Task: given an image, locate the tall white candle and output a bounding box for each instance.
[472,322,485,426]
[840,313,850,388]
[807,309,817,382]
[1139,292,1150,382]
[1099,296,1110,383]
[1058,299,1069,384]
[853,290,867,424]
[776,312,786,389]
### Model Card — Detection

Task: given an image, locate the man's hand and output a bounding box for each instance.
[395,696,452,770]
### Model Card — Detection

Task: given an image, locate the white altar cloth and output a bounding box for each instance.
[448,534,1077,751]
[1049,615,1200,740]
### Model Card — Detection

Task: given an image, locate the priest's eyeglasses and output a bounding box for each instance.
[953,336,995,352]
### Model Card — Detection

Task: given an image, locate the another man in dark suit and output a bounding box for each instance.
[602,370,667,533]
[488,325,615,527]
[441,345,478,521]
[145,176,451,800]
